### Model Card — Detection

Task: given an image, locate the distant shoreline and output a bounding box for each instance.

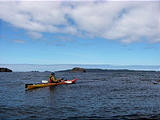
[3,68,159,73]
[57,68,159,73]
[0,64,159,72]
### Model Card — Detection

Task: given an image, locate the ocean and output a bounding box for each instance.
[1,68,160,120]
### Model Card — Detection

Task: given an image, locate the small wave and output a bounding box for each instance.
[113,114,160,120]
[65,116,108,120]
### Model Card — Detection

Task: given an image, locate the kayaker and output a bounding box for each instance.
[48,72,64,83]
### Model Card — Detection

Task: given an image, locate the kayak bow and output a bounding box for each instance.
[25,78,78,90]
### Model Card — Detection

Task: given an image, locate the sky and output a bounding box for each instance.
[0,0,160,65]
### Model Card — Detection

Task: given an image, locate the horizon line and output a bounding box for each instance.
[0,63,160,66]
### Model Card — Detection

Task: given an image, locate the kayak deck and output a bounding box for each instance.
[25,78,78,90]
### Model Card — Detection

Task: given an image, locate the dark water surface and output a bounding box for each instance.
[1,71,160,120]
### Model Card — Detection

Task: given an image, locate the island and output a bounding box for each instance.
[0,68,12,72]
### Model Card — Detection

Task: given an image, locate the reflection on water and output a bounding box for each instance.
[0,71,160,119]
[49,87,56,106]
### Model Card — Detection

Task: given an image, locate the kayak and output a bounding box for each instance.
[25,78,78,90]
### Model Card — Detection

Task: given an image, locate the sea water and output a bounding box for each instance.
[0,70,160,120]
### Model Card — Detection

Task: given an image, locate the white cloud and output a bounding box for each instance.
[0,1,159,43]
[13,40,26,43]
[104,2,160,42]
[27,31,43,39]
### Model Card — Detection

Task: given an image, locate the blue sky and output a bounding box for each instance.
[0,1,160,65]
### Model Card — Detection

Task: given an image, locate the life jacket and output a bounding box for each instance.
[49,77,52,83]
[49,74,56,83]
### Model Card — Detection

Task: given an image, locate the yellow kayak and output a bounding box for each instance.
[25,78,78,90]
